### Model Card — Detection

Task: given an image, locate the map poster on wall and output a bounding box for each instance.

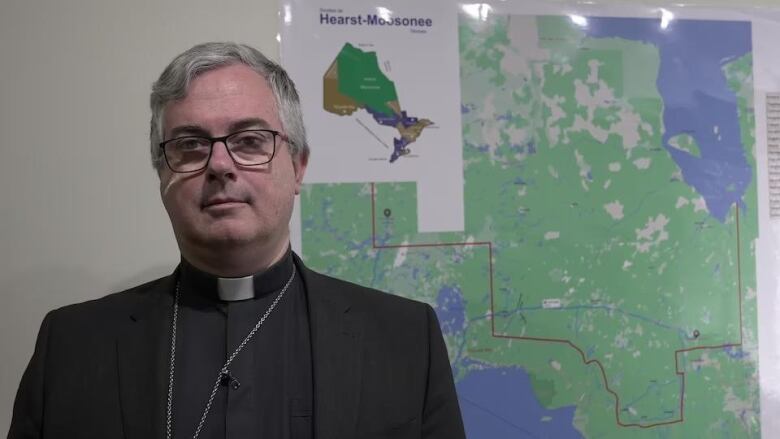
[280,0,463,233]
[280,1,780,437]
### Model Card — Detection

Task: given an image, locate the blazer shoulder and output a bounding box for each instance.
[49,273,174,323]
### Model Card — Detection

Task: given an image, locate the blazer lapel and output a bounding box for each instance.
[117,273,176,439]
[298,259,363,439]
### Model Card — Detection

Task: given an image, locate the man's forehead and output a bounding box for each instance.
[163,64,280,133]
[186,64,270,99]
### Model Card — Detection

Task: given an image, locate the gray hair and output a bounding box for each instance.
[149,42,309,171]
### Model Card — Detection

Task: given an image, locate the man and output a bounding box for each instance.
[8,42,465,439]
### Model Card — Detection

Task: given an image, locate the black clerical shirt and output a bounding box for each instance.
[172,251,312,439]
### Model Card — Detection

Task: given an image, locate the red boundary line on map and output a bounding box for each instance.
[369,182,745,428]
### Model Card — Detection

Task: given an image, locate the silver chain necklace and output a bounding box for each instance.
[166,265,297,439]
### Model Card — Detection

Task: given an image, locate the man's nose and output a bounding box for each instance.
[206,141,237,178]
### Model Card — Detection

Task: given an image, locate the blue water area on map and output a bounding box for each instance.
[497,111,513,121]
[435,286,466,336]
[391,136,410,162]
[464,141,491,153]
[457,366,582,438]
[365,107,423,162]
[723,346,749,360]
[583,17,752,222]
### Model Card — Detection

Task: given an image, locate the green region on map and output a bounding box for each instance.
[322,42,435,162]
[301,14,759,439]
[324,42,399,116]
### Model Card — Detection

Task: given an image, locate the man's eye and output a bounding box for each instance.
[233,134,269,149]
[239,137,262,147]
[176,138,207,150]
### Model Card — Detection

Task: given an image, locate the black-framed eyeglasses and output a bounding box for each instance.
[159,129,291,173]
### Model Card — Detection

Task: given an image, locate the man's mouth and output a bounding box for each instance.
[202,197,247,209]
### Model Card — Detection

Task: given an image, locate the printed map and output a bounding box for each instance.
[299,13,759,438]
[324,43,433,162]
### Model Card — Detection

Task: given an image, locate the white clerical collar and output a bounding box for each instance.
[217,275,255,301]
[179,249,295,302]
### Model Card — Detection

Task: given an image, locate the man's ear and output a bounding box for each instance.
[292,149,309,195]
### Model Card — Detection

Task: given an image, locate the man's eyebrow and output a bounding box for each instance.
[167,119,273,140]
[168,125,209,139]
[228,118,272,132]
[168,117,271,139]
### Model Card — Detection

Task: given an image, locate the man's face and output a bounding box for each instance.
[159,64,307,265]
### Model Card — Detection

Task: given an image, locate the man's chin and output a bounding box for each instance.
[185,223,258,248]
[202,231,256,247]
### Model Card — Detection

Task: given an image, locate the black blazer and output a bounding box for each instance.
[8,256,465,439]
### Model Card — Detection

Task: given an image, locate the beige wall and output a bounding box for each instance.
[2,0,779,433]
[0,0,279,431]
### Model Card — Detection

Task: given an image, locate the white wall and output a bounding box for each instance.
[3,0,780,434]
